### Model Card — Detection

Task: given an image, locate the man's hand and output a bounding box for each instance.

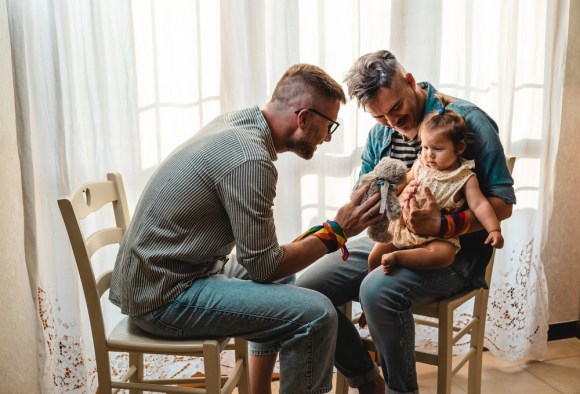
[401,184,440,236]
[333,186,382,238]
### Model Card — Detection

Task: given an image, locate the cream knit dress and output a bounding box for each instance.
[389,157,476,251]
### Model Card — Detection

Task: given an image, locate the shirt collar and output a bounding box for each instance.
[418,81,444,121]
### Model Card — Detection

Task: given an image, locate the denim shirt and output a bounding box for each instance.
[359,82,516,287]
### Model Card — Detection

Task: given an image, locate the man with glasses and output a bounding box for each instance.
[296,50,515,393]
[109,63,382,394]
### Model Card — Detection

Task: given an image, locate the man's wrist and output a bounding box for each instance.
[293,220,350,261]
[438,212,471,239]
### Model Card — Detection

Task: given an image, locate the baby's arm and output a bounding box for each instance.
[463,176,504,248]
[368,242,398,272]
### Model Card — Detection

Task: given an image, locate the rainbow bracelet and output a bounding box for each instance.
[293,220,350,261]
[439,211,470,239]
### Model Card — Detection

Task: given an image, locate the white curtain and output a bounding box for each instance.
[5,0,564,392]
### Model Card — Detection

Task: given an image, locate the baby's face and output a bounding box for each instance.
[420,127,460,172]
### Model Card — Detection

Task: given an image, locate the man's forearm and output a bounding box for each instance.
[267,237,328,282]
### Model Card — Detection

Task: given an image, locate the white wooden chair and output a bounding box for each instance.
[335,156,515,394]
[58,172,250,394]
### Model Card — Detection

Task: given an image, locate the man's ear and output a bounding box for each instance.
[296,109,308,129]
[404,72,416,87]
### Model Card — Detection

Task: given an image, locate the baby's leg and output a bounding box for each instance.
[368,242,398,272]
[381,240,456,274]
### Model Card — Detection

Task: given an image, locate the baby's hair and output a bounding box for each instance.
[419,93,473,154]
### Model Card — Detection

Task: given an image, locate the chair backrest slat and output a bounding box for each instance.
[96,270,114,299]
[69,180,119,220]
[86,227,125,258]
[506,155,516,173]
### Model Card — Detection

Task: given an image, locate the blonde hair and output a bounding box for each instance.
[270,64,346,106]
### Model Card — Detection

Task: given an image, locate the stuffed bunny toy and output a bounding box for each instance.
[352,157,408,243]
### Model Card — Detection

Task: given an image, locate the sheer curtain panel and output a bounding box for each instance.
[5,0,566,392]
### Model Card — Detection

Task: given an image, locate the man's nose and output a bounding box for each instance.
[385,114,398,128]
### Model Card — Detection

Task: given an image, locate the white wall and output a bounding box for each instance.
[542,0,580,325]
[0,0,41,392]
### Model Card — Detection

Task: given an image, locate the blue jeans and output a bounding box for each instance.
[295,237,472,394]
[132,258,336,394]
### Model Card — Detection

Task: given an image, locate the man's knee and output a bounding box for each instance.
[360,270,409,314]
[290,286,338,327]
[311,292,338,329]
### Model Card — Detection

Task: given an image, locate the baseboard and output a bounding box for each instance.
[548,321,580,341]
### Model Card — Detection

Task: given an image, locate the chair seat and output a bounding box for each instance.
[412,287,480,317]
[108,317,231,354]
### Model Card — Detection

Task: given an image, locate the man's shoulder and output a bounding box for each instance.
[419,81,490,117]
[201,106,276,159]
[446,97,484,115]
[442,96,498,132]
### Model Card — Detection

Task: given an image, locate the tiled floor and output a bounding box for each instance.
[268,338,580,393]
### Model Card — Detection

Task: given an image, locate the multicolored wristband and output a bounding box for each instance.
[293,220,350,261]
[438,212,471,239]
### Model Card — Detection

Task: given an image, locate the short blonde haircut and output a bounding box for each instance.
[270,64,346,106]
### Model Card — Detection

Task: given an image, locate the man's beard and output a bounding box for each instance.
[286,124,318,159]
[286,138,315,159]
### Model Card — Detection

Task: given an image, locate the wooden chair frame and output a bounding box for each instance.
[58,173,250,394]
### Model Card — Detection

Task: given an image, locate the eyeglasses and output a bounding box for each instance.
[294,108,340,135]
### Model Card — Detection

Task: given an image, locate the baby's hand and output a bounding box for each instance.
[399,180,419,205]
[485,230,504,249]
[381,252,398,275]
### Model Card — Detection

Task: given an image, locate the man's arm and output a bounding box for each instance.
[267,187,382,281]
[224,160,382,283]
[402,183,512,236]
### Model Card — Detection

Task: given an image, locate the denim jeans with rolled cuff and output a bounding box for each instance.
[295,236,474,394]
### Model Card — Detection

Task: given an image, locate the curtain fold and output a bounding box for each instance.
[6,0,564,391]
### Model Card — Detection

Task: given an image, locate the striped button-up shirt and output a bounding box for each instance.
[109,106,285,316]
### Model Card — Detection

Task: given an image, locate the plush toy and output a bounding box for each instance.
[352,157,408,243]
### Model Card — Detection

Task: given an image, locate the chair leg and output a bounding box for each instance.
[234,338,251,394]
[468,342,484,394]
[437,307,453,394]
[97,349,114,394]
[129,352,144,394]
[467,291,488,394]
[204,341,222,393]
[335,371,349,394]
